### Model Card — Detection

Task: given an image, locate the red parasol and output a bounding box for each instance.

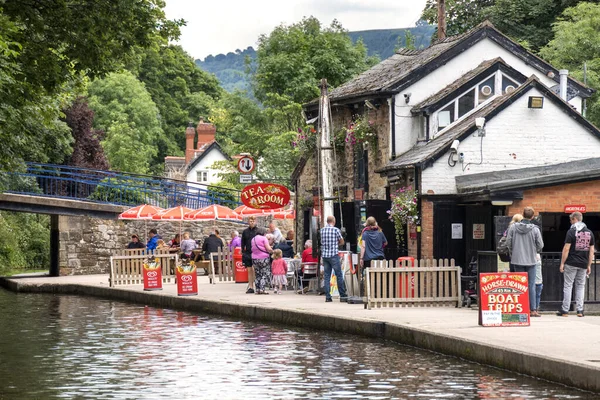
[152,206,193,221]
[186,205,242,221]
[119,204,164,220]
[272,209,295,220]
[234,205,267,216]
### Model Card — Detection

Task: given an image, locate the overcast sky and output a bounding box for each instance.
[164,0,428,61]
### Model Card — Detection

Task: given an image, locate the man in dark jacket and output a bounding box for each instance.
[241,216,258,293]
[127,234,145,249]
[202,231,224,260]
[506,206,544,316]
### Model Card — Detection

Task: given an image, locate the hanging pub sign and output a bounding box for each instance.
[176,262,198,296]
[241,183,291,210]
[479,272,530,327]
[143,257,163,291]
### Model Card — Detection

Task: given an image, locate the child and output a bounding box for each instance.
[532,253,543,317]
[271,249,287,294]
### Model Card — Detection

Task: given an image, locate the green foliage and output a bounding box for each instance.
[87,71,164,174]
[196,47,256,93]
[349,26,435,58]
[206,183,240,207]
[134,44,222,159]
[0,212,50,274]
[540,2,600,127]
[421,0,584,51]
[342,115,378,148]
[88,178,148,205]
[253,16,379,105]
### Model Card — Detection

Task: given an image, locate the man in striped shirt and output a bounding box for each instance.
[320,216,348,302]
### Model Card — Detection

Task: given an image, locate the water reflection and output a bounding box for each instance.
[0,289,594,399]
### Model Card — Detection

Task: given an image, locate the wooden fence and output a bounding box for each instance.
[209,246,235,283]
[109,249,177,287]
[366,259,461,309]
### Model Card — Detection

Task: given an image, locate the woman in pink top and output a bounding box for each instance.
[251,228,273,294]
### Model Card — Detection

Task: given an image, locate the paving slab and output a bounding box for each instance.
[2,273,599,393]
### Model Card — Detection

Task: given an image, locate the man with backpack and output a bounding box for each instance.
[497,214,523,272]
[506,207,544,317]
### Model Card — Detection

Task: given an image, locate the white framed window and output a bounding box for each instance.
[196,170,208,183]
[433,71,520,135]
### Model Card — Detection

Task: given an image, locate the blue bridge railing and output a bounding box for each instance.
[0,163,241,209]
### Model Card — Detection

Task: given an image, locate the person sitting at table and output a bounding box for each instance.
[274,231,294,258]
[228,230,241,252]
[146,229,159,252]
[297,239,318,293]
[155,239,170,250]
[126,234,145,249]
[180,232,197,259]
[168,234,181,249]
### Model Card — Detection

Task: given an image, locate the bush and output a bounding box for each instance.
[0,212,49,274]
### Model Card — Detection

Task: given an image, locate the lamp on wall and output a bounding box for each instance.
[528,96,544,109]
[491,200,513,206]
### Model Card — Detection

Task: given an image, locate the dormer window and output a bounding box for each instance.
[434,71,519,135]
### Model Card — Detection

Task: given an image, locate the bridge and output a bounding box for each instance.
[0,162,241,215]
[0,163,242,277]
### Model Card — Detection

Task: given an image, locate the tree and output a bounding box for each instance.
[87,71,164,174]
[421,0,584,51]
[421,0,494,38]
[64,97,110,170]
[134,45,222,156]
[540,2,600,127]
[252,16,378,105]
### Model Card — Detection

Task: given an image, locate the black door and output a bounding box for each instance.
[434,202,466,267]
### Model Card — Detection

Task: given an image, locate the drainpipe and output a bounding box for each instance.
[559,69,568,101]
[415,166,422,261]
[390,97,396,159]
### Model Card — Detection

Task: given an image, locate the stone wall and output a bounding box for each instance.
[59,215,293,275]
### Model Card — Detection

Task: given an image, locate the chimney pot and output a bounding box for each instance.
[196,118,216,150]
[559,69,568,101]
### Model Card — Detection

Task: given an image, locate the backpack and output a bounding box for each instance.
[497,233,510,262]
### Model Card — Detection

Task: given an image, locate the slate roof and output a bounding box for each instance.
[306,21,593,107]
[455,158,600,194]
[377,75,600,175]
[411,58,526,114]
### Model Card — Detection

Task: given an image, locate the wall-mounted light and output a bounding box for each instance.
[491,200,513,206]
[475,117,486,137]
[365,100,378,110]
[528,96,544,109]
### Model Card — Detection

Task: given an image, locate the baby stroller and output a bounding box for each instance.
[461,256,478,307]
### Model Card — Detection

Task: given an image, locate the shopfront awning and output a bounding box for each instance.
[455,157,600,195]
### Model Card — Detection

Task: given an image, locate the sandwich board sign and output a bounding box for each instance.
[479,272,530,327]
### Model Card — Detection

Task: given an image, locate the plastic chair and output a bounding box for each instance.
[299,262,319,293]
[284,258,299,291]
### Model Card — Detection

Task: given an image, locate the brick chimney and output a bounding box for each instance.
[196,117,216,149]
[185,122,196,164]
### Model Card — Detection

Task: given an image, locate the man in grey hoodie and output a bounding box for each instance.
[557,212,594,317]
[506,206,544,316]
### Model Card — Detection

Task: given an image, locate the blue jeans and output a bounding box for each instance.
[535,283,543,311]
[514,264,536,313]
[323,255,347,299]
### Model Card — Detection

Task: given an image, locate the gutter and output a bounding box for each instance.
[390,97,396,159]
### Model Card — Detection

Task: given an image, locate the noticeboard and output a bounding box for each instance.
[479,272,530,327]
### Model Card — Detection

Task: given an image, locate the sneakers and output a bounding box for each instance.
[325,298,332,302]
[273,289,278,294]
[296,287,309,294]
[577,310,585,317]
[556,310,568,317]
[278,291,283,295]
[246,288,255,294]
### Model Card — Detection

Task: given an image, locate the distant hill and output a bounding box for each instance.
[196,25,435,93]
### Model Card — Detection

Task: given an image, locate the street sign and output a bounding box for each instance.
[237,156,255,174]
[239,174,253,184]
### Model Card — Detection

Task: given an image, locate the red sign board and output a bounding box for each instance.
[241,183,291,210]
[479,272,530,326]
[565,205,586,213]
[143,259,163,291]
[237,155,255,174]
[176,265,198,296]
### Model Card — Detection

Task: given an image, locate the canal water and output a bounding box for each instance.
[0,289,593,399]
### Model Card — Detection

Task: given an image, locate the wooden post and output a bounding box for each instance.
[437,0,447,41]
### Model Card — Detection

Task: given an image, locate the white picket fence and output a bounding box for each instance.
[366,258,461,309]
[109,249,177,287]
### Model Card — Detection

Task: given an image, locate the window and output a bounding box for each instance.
[196,170,208,183]
[458,88,476,118]
[434,71,521,134]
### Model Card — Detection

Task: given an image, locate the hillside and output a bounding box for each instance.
[196,25,435,93]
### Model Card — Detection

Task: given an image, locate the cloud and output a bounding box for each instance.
[305,0,401,14]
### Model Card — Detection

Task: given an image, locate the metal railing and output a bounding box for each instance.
[0,162,241,209]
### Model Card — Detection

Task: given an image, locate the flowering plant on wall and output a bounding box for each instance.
[387,186,419,244]
[292,126,317,154]
[342,114,378,148]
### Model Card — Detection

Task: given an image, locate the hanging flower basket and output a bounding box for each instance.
[387,186,419,244]
[339,114,378,149]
